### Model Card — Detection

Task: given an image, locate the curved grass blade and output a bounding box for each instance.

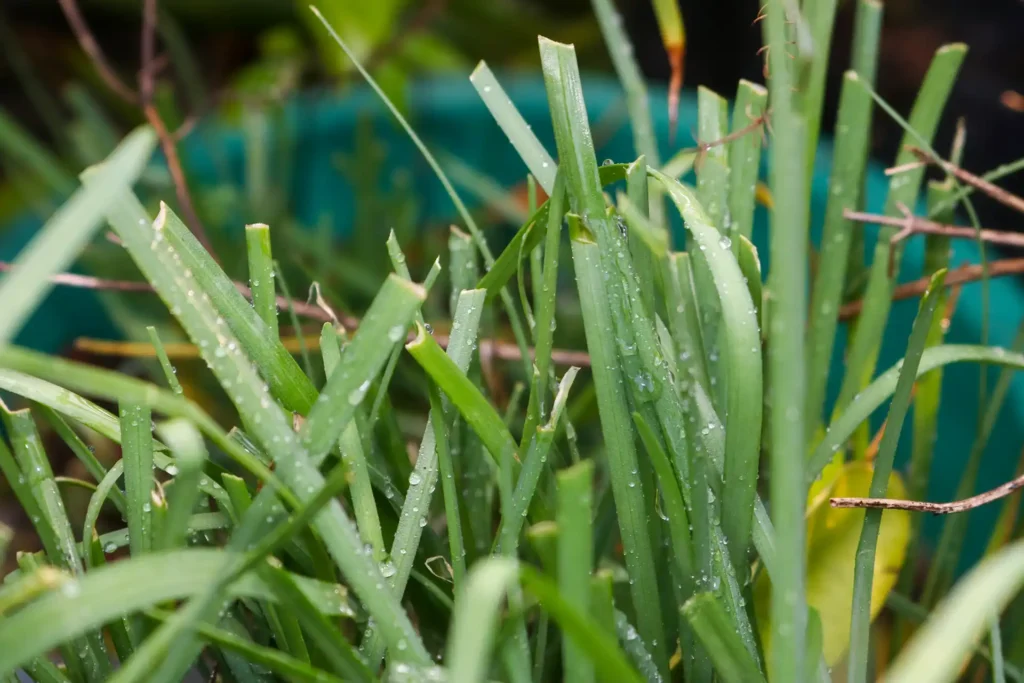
[847,271,946,683]
[0,548,356,677]
[82,461,125,567]
[807,344,1024,482]
[650,169,762,570]
[886,539,1024,683]
[0,127,155,347]
[146,326,184,395]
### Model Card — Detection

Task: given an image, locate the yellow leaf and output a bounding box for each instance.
[755,460,911,667]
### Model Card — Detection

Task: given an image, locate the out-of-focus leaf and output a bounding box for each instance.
[754,460,910,666]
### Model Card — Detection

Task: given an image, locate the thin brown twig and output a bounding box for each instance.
[831,470,1024,515]
[838,257,1024,319]
[845,208,1024,249]
[908,146,1024,216]
[138,0,216,259]
[56,0,138,103]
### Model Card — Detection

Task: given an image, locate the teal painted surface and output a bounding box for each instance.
[2,75,1021,566]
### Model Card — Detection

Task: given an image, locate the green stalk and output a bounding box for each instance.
[558,461,595,683]
[245,223,278,338]
[727,80,768,248]
[119,403,154,557]
[804,72,873,438]
[847,271,946,683]
[761,0,810,677]
[146,326,184,395]
[802,0,839,175]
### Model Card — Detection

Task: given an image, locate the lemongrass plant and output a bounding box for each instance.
[1,1,1024,682]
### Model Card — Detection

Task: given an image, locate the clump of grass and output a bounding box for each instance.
[1,1,1024,682]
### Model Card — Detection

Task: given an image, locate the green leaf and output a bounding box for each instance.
[847,271,946,683]
[155,419,208,551]
[245,223,279,337]
[727,80,768,246]
[0,127,155,347]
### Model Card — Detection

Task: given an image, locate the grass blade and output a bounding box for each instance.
[406,322,517,465]
[245,223,278,337]
[727,80,768,247]
[802,0,840,173]
[119,402,154,557]
[805,72,873,437]
[760,0,811,675]
[847,271,947,683]
[557,460,595,683]
[361,289,485,664]
[146,326,184,395]
[589,0,660,167]
[542,35,668,671]
[682,593,767,683]
[650,170,762,569]
[0,127,155,347]
[154,418,207,551]
[807,344,1024,482]
[833,44,966,423]
[310,6,532,377]
[470,62,556,193]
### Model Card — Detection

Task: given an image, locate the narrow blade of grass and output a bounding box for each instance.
[40,405,127,514]
[542,35,668,671]
[760,0,811,675]
[682,593,767,683]
[805,72,873,438]
[362,289,485,664]
[808,344,1024,482]
[0,127,155,347]
[626,156,657,317]
[847,271,946,683]
[470,62,556,193]
[650,170,762,570]
[589,0,660,168]
[557,460,595,683]
[154,419,207,551]
[833,44,966,425]
[727,80,768,247]
[146,326,184,395]
[245,223,279,338]
[406,322,517,465]
[119,403,154,557]
[310,6,532,377]
[802,0,840,174]
[86,186,428,663]
[155,201,317,414]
